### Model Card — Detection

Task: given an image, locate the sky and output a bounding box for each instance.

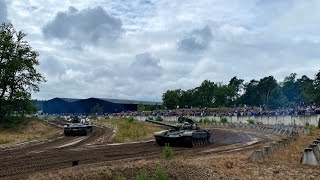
[1,0,320,101]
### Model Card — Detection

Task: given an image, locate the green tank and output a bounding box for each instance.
[146,117,211,147]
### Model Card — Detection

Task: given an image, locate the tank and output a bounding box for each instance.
[146,117,210,147]
[63,116,93,136]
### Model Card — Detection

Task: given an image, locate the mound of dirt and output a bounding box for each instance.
[20,119,57,134]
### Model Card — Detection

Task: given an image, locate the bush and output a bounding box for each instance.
[163,143,174,160]
[155,116,163,122]
[305,122,310,127]
[4,117,32,129]
[114,175,126,180]
[220,117,228,124]
[247,119,254,124]
[126,116,136,123]
[137,169,148,180]
[148,117,154,120]
[203,117,211,125]
[318,118,320,129]
[212,119,217,123]
[308,125,316,136]
[153,166,167,180]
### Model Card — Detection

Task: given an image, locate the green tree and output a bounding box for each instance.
[162,89,181,109]
[0,23,46,120]
[194,80,216,107]
[314,71,320,105]
[228,76,244,105]
[241,79,260,106]
[296,75,315,104]
[179,89,194,108]
[257,76,278,108]
[281,73,298,105]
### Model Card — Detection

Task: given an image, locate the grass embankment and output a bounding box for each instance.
[0,118,60,145]
[97,118,163,143]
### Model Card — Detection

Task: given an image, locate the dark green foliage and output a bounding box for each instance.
[126,116,136,123]
[220,117,228,124]
[4,116,32,129]
[162,70,320,109]
[247,119,254,124]
[153,166,167,180]
[0,23,46,121]
[137,169,148,180]
[318,118,320,129]
[162,143,173,160]
[203,117,211,125]
[162,90,181,109]
[155,116,163,122]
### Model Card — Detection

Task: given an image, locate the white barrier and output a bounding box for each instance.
[128,115,320,126]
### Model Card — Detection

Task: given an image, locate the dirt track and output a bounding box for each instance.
[0,125,272,179]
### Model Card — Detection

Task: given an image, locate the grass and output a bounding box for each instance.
[96,118,163,143]
[0,118,61,145]
[163,144,174,160]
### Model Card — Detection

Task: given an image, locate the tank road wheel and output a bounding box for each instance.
[156,140,165,146]
[83,129,88,136]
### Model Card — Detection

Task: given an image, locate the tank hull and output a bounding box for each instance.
[64,125,93,136]
[154,130,210,147]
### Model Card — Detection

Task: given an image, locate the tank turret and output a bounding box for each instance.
[146,117,210,147]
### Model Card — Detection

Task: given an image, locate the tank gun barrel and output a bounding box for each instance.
[146,119,179,129]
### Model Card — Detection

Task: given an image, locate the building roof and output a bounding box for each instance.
[54,97,162,105]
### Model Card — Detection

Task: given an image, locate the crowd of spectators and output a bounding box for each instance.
[112,105,320,117]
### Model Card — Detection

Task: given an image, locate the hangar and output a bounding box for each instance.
[42,97,162,114]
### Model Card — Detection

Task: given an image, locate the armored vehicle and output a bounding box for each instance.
[146,116,210,147]
[64,116,93,136]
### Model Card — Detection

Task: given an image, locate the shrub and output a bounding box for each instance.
[247,119,254,124]
[0,139,10,144]
[137,169,148,180]
[212,119,217,123]
[163,143,174,160]
[203,117,211,125]
[155,116,163,122]
[148,117,154,120]
[198,119,203,123]
[220,117,228,124]
[153,166,167,180]
[318,118,320,129]
[305,122,310,127]
[126,116,136,123]
[114,175,126,180]
[293,134,299,141]
[308,125,316,136]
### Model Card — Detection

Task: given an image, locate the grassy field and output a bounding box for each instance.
[96,117,163,143]
[0,118,61,145]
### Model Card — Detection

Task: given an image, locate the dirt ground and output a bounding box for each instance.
[1,121,319,180]
[28,131,320,180]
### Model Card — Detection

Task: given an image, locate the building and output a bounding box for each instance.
[42,97,162,114]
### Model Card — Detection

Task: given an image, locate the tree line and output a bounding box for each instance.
[162,72,320,109]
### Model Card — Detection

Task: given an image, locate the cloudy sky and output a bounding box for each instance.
[1,0,320,101]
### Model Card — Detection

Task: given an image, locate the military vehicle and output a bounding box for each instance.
[63,116,93,136]
[146,116,210,147]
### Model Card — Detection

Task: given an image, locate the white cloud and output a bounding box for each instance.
[3,0,320,101]
[178,26,213,52]
[42,6,123,45]
[0,0,8,23]
[130,52,163,80]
